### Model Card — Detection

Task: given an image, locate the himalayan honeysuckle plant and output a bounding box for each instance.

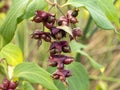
[0,0,119,90]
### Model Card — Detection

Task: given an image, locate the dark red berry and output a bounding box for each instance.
[36,10,48,21]
[44,22,54,29]
[0,84,5,89]
[71,10,79,17]
[58,16,69,26]
[64,58,74,64]
[3,78,10,88]
[44,36,51,42]
[32,16,42,23]
[70,17,78,24]
[9,82,17,89]
[47,14,56,23]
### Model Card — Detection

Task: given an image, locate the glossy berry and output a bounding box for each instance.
[8,82,18,89]
[0,78,18,90]
[71,10,79,17]
[47,14,56,23]
[44,22,54,29]
[58,16,69,26]
[70,17,78,24]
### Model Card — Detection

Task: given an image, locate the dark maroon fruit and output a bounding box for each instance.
[64,58,74,64]
[9,82,17,89]
[44,22,54,29]
[47,14,56,23]
[3,78,10,88]
[71,10,79,17]
[58,16,69,26]
[70,17,78,24]
[0,84,5,89]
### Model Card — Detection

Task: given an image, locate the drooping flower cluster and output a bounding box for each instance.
[32,9,82,83]
[0,78,18,90]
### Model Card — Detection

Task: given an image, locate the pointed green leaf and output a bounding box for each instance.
[0,0,47,48]
[0,0,31,48]
[13,62,58,90]
[98,0,120,27]
[23,0,47,19]
[70,40,86,51]
[57,26,73,36]
[0,43,23,66]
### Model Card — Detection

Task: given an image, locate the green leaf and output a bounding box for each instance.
[63,0,115,30]
[0,43,23,66]
[13,62,58,90]
[70,40,86,51]
[85,1,115,30]
[22,81,35,90]
[70,41,103,69]
[53,62,90,90]
[98,0,120,27]
[0,0,31,48]
[23,0,47,19]
[57,26,73,36]
[0,0,47,48]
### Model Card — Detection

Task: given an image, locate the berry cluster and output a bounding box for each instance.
[0,78,18,90]
[32,9,82,83]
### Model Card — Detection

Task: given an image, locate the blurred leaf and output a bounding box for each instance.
[49,62,89,90]
[0,0,47,48]
[70,41,103,69]
[57,26,73,36]
[16,21,28,58]
[22,81,35,90]
[0,0,31,48]
[99,0,120,27]
[64,0,115,30]
[13,62,58,90]
[23,0,47,19]
[70,40,86,51]
[0,43,23,66]
[0,13,6,26]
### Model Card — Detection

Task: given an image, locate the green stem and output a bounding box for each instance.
[90,75,120,84]
[83,15,92,38]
